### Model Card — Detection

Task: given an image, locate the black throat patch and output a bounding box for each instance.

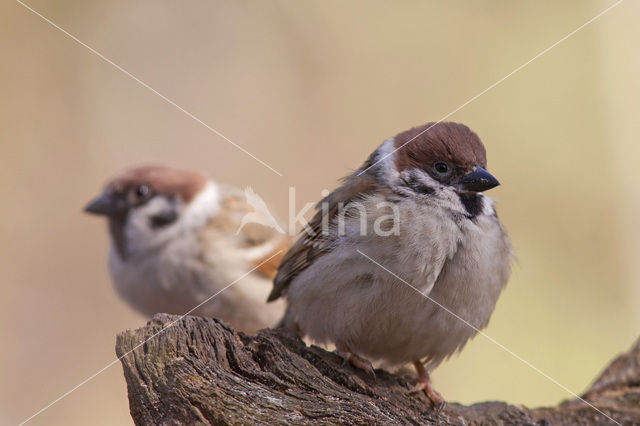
[108,215,129,261]
[458,193,483,219]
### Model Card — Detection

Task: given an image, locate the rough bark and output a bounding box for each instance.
[116,314,640,425]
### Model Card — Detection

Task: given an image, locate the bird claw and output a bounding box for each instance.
[410,361,446,412]
[409,379,446,412]
[334,349,376,381]
[427,391,446,414]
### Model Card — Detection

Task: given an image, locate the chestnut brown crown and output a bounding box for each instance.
[393,122,487,172]
[85,165,208,217]
[104,165,207,203]
[391,122,499,193]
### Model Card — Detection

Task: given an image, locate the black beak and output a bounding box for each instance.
[460,166,500,192]
[84,192,126,216]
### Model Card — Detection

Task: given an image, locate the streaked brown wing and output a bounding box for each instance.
[252,241,289,280]
[267,172,380,301]
[205,184,291,276]
[211,184,282,244]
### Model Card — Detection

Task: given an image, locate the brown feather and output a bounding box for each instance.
[202,184,291,282]
[269,122,487,302]
[268,169,381,302]
[209,184,286,247]
[253,243,289,279]
[394,122,487,172]
[106,165,207,202]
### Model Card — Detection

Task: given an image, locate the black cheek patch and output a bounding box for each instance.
[458,193,483,219]
[150,210,178,229]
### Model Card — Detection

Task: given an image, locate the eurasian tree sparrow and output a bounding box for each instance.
[85,165,288,334]
[268,122,512,408]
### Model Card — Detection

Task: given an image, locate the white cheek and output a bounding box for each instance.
[135,196,176,227]
[401,168,440,186]
[122,183,220,258]
[125,197,180,254]
[375,138,401,184]
[182,182,220,228]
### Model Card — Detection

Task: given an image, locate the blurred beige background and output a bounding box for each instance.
[2,0,639,424]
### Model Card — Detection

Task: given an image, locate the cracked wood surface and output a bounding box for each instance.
[116,314,640,425]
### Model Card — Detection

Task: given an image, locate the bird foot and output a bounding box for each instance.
[334,348,376,381]
[409,361,445,412]
[409,376,445,412]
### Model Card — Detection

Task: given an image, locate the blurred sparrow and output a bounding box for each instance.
[85,165,288,334]
[268,122,512,408]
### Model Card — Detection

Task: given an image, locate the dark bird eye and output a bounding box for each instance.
[127,184,153,205]
[434,162,449,174]
[134,184,150,199]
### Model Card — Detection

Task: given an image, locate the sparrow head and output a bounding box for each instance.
[85,165,218,260]
[372,122,499,195]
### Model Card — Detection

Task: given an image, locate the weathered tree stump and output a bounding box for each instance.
[115,314,640,425]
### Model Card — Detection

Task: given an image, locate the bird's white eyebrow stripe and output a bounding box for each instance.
[357,250,622,426]
[15,0,283,177]
[358,0,626,176]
